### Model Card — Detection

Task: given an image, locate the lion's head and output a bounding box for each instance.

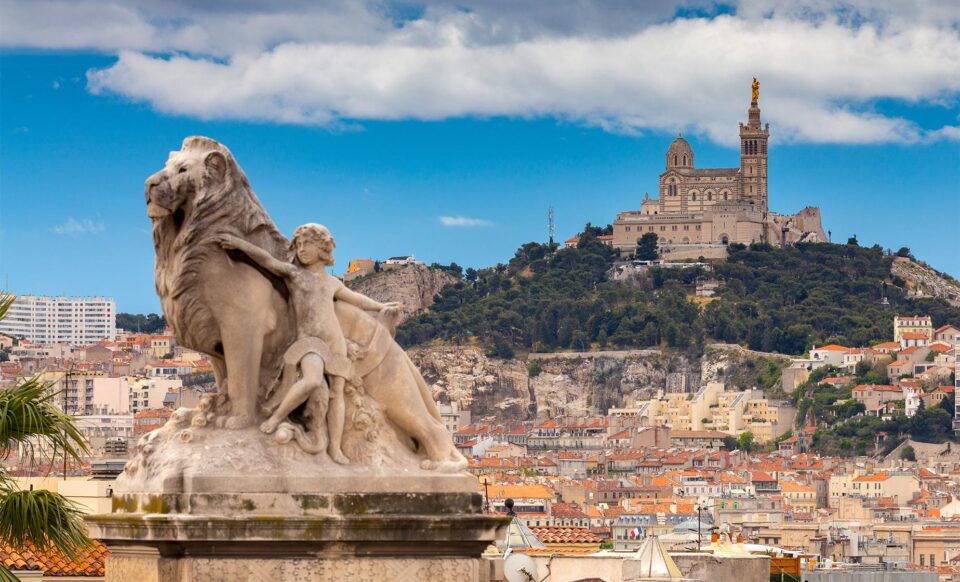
[146,136,286,253]
[144,136,240,221]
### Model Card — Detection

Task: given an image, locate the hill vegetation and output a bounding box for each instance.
[397,227,960,358]
[116,312,166,333]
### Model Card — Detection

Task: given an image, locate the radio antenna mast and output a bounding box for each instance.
[547,207,555,245]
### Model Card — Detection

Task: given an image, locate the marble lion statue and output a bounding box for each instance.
[144,136,466,471]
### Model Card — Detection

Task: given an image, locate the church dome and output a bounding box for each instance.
[666,135,694,168]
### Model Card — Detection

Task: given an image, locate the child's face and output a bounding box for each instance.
[295,232,334,266]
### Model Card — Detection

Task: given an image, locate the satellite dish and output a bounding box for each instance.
[504,551,540,582]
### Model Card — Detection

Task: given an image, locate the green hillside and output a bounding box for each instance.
[397,228,960,357]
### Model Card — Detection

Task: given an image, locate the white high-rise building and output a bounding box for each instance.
[0,295,116,345]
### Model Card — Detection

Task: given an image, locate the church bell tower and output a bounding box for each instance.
[739,78,769,214]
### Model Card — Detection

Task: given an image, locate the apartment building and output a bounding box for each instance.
[0,295,116,345]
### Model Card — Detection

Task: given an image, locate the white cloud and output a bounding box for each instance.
[52,218,105,235]
[926,125,960,142]
[440,215,493,227]
[6,1,960,145]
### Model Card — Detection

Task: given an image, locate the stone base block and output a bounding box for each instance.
[106,546,482,582]
[89,502,508,582]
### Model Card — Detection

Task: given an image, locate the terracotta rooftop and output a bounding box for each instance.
[0,540,107,577]
[551,502,588,519]
[853,384,901,392]
[853,473,890,482]
[529,526,601,545]
[873,342,901,350]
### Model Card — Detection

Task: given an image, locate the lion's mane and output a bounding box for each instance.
[153,136,289,351]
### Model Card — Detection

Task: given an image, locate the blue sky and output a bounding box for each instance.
[1,1,959,313]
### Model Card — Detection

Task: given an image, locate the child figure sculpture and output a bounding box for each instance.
[217,224,399,464]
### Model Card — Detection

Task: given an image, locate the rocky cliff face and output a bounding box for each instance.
[409,344,790,422]
[347,264,458,321]
[892,257,960,307]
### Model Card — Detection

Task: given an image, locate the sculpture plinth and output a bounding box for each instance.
[87,487,505,581]
[88,137,507,580]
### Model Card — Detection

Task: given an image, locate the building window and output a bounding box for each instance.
[660,226,666,232]
[691,192,698,201]
[625,226,631,232]
[683,155,687,165]
[707,193,713,201]
[723,192,729,200]
[674,155,678,165]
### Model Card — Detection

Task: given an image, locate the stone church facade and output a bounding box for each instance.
[612,86,826,255]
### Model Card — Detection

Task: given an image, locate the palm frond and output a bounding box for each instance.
[0,293,13,322]
[0,485,92,559]
[0,378,90,462]
[0,564,18,582]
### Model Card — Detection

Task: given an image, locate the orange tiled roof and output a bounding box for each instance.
[901,332,929,340]
[0,540,107,577]
[529,526,601,545]
[813,344,850,351]
[853,472,890,482]
[873,342,901,350]
[489,484,554,500]
[551,502,588,519]
[853,384,901,392]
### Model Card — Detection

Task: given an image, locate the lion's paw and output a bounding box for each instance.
[223,414,253,430]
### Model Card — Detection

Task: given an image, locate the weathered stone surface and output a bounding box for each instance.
[892,256,960,306]
[90,511,507,582]
[105,553,482,582]
[411,344,790,421]
[142,136,466,475]
[348,263,457,323]
[91,137,508,582]
[411,346,705,420]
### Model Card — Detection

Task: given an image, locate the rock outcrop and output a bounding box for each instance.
[892,257,960,307]
[347,264,458,322]
[409,344,792,422]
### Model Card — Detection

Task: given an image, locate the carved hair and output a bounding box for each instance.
[289,223,335,267]
[153,136,289,348]
[178,137,287,254]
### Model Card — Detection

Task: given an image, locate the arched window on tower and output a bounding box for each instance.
[707,192,713,201]
[723,191,729,200]
[691,192,697,201]
[674,155,678,165]
[683,155,687,165]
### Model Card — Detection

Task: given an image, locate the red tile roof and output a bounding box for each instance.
[0,540,107,577]
[529,526,601,545]
[853,384,901,392]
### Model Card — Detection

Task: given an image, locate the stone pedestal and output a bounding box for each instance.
[88,486,507,581]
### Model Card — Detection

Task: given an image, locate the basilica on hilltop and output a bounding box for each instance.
[611,79,826,257]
